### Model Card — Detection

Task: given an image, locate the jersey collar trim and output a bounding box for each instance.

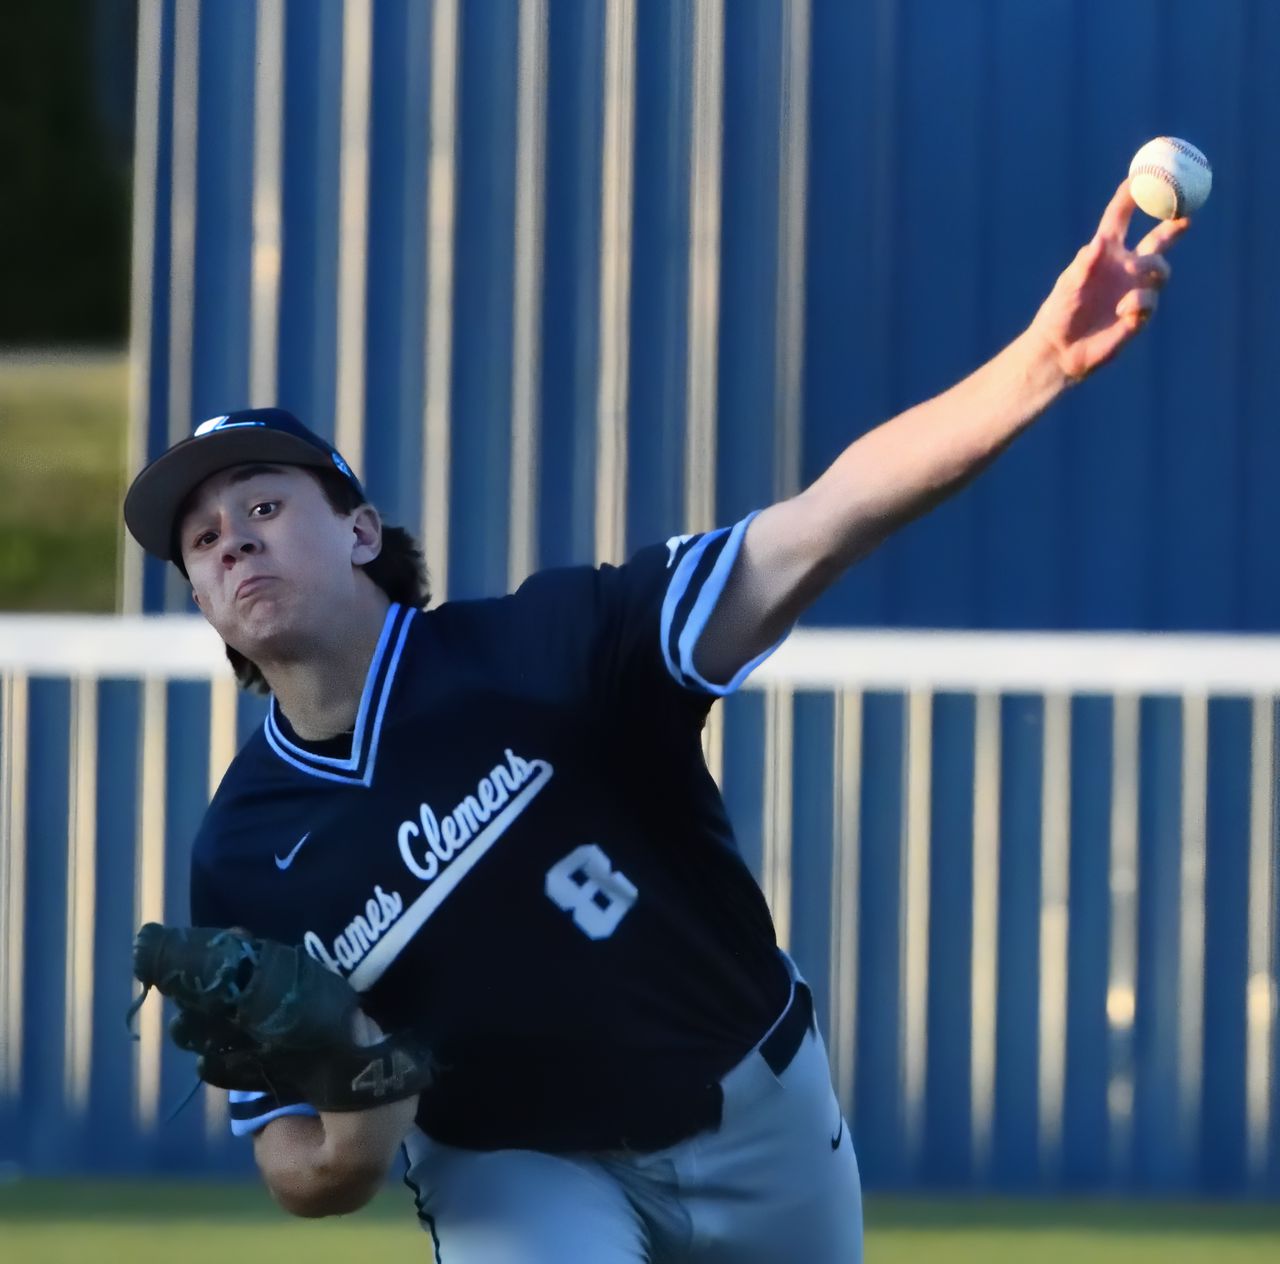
[263,603,417,787]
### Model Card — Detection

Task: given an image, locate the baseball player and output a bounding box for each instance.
[122,182,1186,1262]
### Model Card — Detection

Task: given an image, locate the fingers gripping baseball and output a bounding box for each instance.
[1135,217,1190,258]
[1031,180,1192,380]
[1099,181,1186,322]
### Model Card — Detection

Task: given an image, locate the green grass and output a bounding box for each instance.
[0,349,128,612]
[1,1181,1278,1263]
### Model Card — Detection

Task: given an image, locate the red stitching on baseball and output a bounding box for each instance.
[1157,137,1211,170]
[1130,164,1187,215]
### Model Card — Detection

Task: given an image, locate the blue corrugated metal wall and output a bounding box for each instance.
[127,0,1280,631]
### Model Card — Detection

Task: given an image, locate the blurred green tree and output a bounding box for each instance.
[0,0,136,345]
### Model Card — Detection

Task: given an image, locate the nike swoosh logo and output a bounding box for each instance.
[831,1116,844,1151]
[275,832,312,871]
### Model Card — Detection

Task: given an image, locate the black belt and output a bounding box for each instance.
[759,981,814,1076]
[585,982,817,1152]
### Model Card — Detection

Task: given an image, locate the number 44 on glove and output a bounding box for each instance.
[127,923,435,1111]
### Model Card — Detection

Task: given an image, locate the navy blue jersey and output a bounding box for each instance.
[193,516,792,1152]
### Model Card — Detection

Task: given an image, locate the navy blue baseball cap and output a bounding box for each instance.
[123,407,367,562]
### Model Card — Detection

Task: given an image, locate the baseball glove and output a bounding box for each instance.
[129,923,435,1111]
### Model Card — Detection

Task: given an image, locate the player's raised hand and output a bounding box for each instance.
[1028,179,1190,383]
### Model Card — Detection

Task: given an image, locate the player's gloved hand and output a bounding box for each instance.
[129,923,436,1112]
[167,1008,300,1096]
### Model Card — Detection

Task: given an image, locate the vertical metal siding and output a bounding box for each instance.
[509,0,549,584]
[972,1,1074,630]
[448,2,518,598]
[1062,695,1112,1185]
[923,693,975,1183]
[133,1,175,617]
[87,0,1280,1194]
[127,0,1280,631]
[277,0,344,443]
[801,0,898,626]
[537,0,601,571]
[1203,697,1251,1189]
[715,0,781,525]
[625,0,691,550]
[363,0,431,531]
[21,680,72,1172]
[992,696,1042,1185]
[90,680,146,1172]
[852,691,907,1180]
[191,1,256,426]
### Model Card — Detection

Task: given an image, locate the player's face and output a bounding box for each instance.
[179,464,380,660]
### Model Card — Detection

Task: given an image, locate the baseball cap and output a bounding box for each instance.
[123,407,367,562]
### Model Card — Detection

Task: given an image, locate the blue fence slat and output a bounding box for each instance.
[787,692,836,1029]
[21,679,72,1173]
[992,694,1042,1187]
[363,0,431,528]
[715,0,781,526]
[89,680,144,1173]
[153,683,214,1172]
[140,1,177,615]
[537,0,605,570]
[1062,695,1113,1187]
[162,682,211,944]
[855,691,906,1184]
[1201,697,1251,1189]
[277,0,344,438]
[922,693,975,1184]
[190,0,256,421]
[624,0,691,553]
[1133,695,1183,1188]
[448,0,518,599]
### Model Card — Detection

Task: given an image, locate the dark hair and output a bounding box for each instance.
[222,467,430,694]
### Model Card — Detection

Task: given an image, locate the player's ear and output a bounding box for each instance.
[350,504,382,566]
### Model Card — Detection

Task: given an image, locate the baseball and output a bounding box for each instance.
[1127,136,1212,220]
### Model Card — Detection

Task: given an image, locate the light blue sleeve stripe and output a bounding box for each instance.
[227,1088,318,1138]
[658,530,722,686]
[229,1101,318,1137]
[672,510,788,697]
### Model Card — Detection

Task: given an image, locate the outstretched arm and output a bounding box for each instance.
[695,182,1191,683]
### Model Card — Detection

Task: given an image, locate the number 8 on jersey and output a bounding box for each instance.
[545,845,638,940]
